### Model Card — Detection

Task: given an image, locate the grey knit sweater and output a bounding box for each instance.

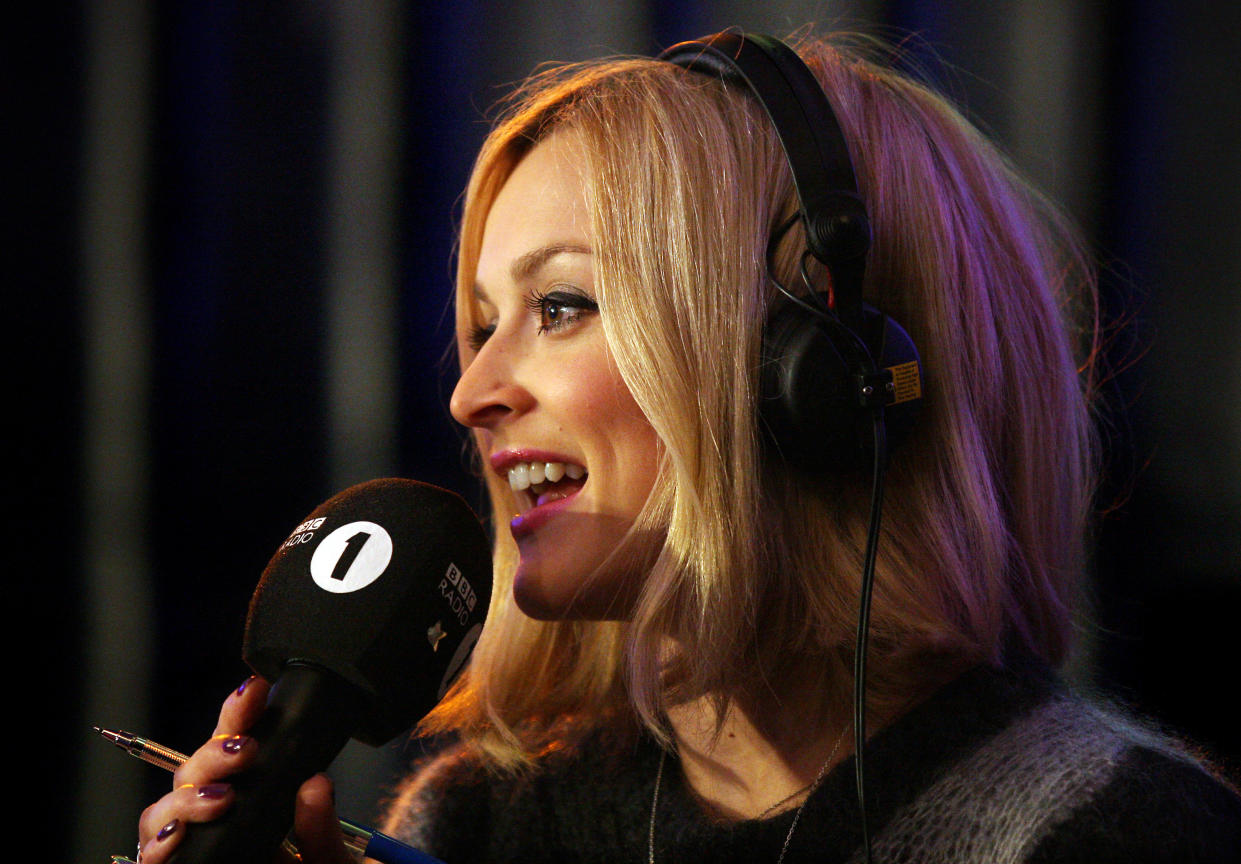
[385,661,1241,862]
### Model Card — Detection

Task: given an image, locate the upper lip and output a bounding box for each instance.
[489,448,586,477]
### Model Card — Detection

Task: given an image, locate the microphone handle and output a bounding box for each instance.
[167,662,362,864]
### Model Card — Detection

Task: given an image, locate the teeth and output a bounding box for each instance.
[510,463,529,490]
[507,460,586,492]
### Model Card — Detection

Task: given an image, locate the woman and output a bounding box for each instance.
[138,31,1241,864]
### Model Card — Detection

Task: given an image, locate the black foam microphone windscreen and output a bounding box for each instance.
[168,478,491,864]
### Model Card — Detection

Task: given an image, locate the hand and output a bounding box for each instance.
[136,677,354,864]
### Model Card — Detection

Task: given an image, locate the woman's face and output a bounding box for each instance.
[450,131,661,620]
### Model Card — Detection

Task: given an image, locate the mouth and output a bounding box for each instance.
[505,460,588,514]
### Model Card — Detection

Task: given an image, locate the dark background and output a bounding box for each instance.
[14,1,1241,858]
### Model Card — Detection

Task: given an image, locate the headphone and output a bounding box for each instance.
[658,32,923,473]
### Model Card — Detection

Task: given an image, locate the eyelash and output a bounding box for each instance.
[466,288,598,350]
[526,288,598,335]
[466,325,493,351]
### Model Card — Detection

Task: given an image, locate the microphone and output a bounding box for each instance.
[168,478,492,864]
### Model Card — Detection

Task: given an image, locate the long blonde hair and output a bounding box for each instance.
[420,33,1099,770]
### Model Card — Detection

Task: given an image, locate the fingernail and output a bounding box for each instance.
[156,819,179,841]
[197,783,231,799]
[221,735,250,754]
[236,676,255,696]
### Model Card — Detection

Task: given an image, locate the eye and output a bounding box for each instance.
[527,288,598,335]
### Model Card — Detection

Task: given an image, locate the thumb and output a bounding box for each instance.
[292,774,355,864]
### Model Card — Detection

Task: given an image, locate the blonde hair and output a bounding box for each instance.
[421,33,1099,770]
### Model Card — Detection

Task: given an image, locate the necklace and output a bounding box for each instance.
[647,725,849,864]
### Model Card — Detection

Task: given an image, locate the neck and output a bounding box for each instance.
[665,674,852,821]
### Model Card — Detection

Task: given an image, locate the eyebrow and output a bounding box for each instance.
[472,242,593,305]
[511,242,592,281]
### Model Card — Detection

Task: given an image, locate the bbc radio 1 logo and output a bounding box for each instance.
[308,520,394,593]
[282,517,327,548]
[440,562,478,624]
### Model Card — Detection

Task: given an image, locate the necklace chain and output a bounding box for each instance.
[755,778,819,820]
[647,725,849,864]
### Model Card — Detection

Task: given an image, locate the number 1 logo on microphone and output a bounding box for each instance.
[309,521,394,593]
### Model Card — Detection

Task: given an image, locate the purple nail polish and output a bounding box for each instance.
[221,735,249,754]
[196,783,231,799]
[156,819,179,842]
[236,676,254,696]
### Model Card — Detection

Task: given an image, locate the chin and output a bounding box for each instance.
[509,517,664,620]
[512,572,572,620]
[512,559,638,621]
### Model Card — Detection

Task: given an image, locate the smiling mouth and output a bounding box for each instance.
[506,460,587,513]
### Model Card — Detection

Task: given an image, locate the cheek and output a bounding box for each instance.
[592,387,661,509]
[591,360,657,457]
[550,344,644,427]
[580,374,655,453]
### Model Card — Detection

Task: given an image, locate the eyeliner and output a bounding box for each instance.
[95,726,443,864]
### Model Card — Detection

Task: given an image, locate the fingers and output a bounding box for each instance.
[171,730,257,788]
[214,675,269,736]
[138,776,353,864]
[293,775,356,864]
[137,782,235,864]
[170,676,264,789]
[136,677,267,864]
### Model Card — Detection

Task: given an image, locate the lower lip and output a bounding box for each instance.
[510,488,581,541]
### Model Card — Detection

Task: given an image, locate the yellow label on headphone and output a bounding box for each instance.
[887,361,922,405]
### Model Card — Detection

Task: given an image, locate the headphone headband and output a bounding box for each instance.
[658,32,871,323]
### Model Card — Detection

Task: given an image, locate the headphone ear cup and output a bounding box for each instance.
[760,293,859,470]
[760,294,923,472]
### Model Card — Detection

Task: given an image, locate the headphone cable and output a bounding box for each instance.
[853,412,886,864]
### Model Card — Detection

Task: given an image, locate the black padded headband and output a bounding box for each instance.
[658,32,871,323]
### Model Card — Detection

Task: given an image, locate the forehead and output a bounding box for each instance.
[475,131,594,291]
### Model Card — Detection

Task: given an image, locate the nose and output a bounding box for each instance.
[450,332,534,430]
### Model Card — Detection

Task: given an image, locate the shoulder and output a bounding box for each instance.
[380,740,495,860]
[1025,703,1241,863]
[867,667,1241,864]
[380,730,660,862]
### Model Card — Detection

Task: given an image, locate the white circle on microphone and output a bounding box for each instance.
[310,521,393,593]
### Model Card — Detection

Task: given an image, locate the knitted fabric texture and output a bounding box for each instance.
[857,697,1193,863]
[384,665,1241,863]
